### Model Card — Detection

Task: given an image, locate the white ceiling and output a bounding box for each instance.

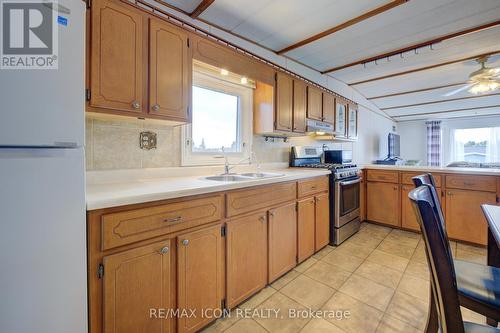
[159,0,500,121]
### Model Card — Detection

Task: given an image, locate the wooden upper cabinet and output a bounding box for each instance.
[367,182,400,227]
[335,98,347,137]
[297,198,315,263]
[103,239,174,333]
[226,212,268,308]
[293,80,307,133]
[347,104,358,139]
[268,203,297,282]
[307,86,323,121]
[177,225,223,333]
[322,93,335,125]
[275,72,293,132]
[315,193,330,251]
[90,0,145,114]
[149,19,192,121]
[445,189,496,245]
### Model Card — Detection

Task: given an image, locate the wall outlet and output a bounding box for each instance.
[140,131,157,150]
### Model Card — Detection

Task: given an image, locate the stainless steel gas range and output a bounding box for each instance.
[290,146,362,245]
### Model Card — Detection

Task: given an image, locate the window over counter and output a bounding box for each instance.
[181,63,253,166]
[448,127,500,165]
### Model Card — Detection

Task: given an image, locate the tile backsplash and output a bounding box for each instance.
[85,116,353,170]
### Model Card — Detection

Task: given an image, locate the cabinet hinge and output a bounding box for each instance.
[274,72,278,81]
[221,225,226,237]
[97,263,104,279]
[187,38,190,48]
[295,202,298,212]
[86,89,91,101]
[221,299,226,311]
[497,195,499,204]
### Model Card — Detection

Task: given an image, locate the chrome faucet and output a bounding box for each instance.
[215,147,252,175]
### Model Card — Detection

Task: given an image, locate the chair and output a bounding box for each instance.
[412,174,500,331]
[408,185,500,333]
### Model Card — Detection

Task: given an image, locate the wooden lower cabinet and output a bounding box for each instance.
[367,182,400,227]
[103,239,175,333]
[226,212,268,308]
[445,189,496,245]
[401,185,444,232]
[177,225,223,333]
[268,202,297,282]
[297,198,315,263]
[315,193,330,251]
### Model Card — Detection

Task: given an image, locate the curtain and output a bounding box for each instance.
[426,121,442,166]
[486,127,500,163]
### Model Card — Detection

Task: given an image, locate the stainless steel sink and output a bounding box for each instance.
[239,172,285,178]
[203,172,285,182]
[204,175,253,182]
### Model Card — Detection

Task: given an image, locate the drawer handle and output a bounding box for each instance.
[164,216,182,223]
[463,182,475,186]
[259,216,266,223]
[311,185,317,190]
[159,246,169,254]
[182,239,189,246]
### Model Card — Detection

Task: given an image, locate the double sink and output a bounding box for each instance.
[204,172,285,182]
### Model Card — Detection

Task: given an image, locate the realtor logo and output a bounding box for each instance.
[1,0,58,69]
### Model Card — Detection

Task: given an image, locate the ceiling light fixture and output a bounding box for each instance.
[240,77,248,84]
[220,69,229,76]
[469,80,500,94]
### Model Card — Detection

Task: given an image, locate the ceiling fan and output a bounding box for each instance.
[444,56,500,96]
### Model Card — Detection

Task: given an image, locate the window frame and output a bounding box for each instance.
[181,70,253,166]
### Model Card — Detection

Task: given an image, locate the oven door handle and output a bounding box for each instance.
[339,178,362,186]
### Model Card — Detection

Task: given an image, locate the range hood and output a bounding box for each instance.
[306,119,334,135]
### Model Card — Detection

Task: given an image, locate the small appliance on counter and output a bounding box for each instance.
[290,146,361,245]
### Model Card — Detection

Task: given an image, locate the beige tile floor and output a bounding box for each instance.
[202,222,490,333]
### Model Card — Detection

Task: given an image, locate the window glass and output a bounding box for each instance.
[451,127,500,164]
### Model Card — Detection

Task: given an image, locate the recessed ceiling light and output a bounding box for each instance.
[241,77,248,84]
[220,69,229,76]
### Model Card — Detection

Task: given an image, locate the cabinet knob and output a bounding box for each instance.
[164,216,182,223]
[447,192,452,196]
[159,246,169,254]
[269,212,274,218]
[132,100,140,109]
[152,104,160,112]
[259,216,266,223]
[182,239,189,246]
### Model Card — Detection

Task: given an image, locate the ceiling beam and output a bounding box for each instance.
[321,19,500,74]
[190,0,215,19]
[392,104,500,119]
[277,0,409,55]
[381,92,500,110]
[349,49,500,86]
[368,82,467,99]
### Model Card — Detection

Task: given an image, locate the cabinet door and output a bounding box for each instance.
[268,203,297,282]
[178,225,223,333]
[335,99,347,137]
[103,240,174,333]
[297,198,315,262]
[367,182,400,227]
[293,80,307,133]
[149,19,191,121]
[91,0,145,114]
[445,189,496,245]
[226,213,268,308]
[307,86,323,121]
[347,105,358,139]
[322,93,335,125]
[275,72,293,132]
[402,185,444,232]
[315,193,330,251]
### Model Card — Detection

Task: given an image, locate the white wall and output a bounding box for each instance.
[353,106,396,164]
[398,120,427,165]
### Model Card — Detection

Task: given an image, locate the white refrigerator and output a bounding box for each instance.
[0,1,87,333]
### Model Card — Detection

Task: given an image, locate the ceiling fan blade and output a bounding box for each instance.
[443,83,474,97]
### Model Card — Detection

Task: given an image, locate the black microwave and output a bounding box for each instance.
[324,150,352,164]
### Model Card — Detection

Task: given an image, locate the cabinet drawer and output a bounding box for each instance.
[445,175,496,192]
[226,182,297,217]
[297,176,329,198]
[401,172,442,187]
[102,195,223,250]
[366,170,399,183]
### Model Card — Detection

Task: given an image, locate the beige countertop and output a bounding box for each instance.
[86,166,330,210]
[361,164,500,176]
